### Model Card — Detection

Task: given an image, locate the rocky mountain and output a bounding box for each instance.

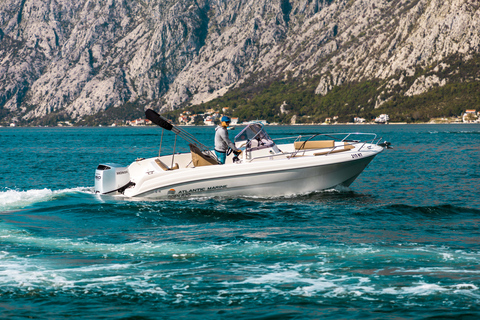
[0,0,479,124]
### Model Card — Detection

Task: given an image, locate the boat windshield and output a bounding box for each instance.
[234,123,276,151]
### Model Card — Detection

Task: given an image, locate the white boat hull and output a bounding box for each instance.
[120,146,380,199]
[94,115,388,200]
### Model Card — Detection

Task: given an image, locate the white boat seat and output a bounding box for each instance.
[294,140,334,150]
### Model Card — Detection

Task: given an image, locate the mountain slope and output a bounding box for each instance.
[0,0,479,124]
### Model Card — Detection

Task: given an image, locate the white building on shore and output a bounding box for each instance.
[375,114,389,124]
[462,110,478,123]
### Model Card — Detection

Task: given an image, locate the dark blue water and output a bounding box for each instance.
[1,124,480,319]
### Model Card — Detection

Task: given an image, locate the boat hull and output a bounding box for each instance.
[124,152,378,199]
[98,112,388,200]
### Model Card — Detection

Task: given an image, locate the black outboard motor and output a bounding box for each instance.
[94,163,131,194]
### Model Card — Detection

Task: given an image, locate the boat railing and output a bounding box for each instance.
[246,133,382,162]
[274,132,379,149]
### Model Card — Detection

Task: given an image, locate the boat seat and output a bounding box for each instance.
[294,140,335,150]
[314,143,355,156]
[155,158,179,171]
[189,144,219,167]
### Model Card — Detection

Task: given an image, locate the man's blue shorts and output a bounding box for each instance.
[215,150,226,164]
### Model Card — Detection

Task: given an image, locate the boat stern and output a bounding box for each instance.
[94,163,131,194]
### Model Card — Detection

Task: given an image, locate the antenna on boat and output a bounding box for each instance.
[145,109,219,162]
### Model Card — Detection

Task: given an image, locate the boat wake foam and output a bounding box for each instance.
[1,241,479,304]
[0,187,93,211]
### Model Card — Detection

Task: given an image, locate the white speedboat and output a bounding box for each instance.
[94,109,391,199]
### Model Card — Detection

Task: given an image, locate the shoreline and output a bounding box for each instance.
[1,121,478,128]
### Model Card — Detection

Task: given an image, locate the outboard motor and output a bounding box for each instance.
[94,163,131,194]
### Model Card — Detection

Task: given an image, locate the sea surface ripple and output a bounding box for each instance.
[1,124,479,319]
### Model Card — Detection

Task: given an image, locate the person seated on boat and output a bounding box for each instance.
[215,116,241,164]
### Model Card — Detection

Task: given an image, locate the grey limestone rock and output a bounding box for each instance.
[0,0,478,122]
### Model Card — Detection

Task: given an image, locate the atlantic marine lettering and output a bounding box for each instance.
[207,185,227,190]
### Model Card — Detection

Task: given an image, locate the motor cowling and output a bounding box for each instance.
[94,163,131,194]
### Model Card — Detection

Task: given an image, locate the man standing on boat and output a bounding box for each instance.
[215,116,241,164]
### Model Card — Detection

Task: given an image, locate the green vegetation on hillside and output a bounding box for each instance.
[377,82,480,122]
[78,102,147,126]
[186,78,380,123]
[185,78,480,124]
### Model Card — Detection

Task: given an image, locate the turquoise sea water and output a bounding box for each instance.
[1,124,480,319]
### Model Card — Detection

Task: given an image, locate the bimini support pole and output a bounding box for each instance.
[158,129,164,158]
[171,134,177,168]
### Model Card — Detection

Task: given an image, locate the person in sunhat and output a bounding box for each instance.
[214,116,241,164]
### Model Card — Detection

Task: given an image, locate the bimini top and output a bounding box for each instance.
[234,123,276,151]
